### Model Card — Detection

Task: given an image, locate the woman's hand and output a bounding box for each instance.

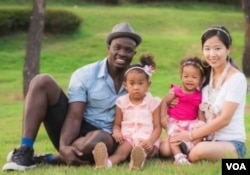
[169,127,189,144]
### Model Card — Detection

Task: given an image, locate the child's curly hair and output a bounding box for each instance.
[180,56,210,88]
[139,53,156,69]
[124,53,156,80]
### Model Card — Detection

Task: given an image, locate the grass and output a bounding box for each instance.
[0,1,249,175]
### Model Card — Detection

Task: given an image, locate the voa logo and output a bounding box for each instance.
[226,163,246,171]
[222,159,250,175]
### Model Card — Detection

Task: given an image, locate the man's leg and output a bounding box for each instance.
[34,89,69,165]
[33,87,69,165]
[72,130,118,164]
[22,74,62,141]
[2,74,64,171]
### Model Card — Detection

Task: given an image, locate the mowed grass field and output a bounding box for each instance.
[0,1,249,175]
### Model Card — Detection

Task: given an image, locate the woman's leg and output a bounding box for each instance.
[189,141,238,162]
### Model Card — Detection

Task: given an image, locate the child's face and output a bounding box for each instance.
[124,70,150,100]
[181,65,202,92]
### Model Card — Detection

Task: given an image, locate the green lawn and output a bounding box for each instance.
[0,1,249,175]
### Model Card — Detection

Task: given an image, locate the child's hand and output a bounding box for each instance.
[112,131,124,144]
[160,115,168,129]
[139,140,153,153]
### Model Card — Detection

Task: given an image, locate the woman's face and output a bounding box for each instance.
[202,36,230,69]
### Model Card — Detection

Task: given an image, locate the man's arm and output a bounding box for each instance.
[59,101,85,165]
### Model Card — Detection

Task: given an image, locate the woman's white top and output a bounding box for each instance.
[201,72,247,142]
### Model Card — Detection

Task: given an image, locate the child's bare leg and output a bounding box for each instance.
[170,143,191,165]
[145,145,158,158]
[170,143,182,156]
[109,141,132,166]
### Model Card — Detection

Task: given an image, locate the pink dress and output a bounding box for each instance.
[116,93,161,148]
[166,84,205,137]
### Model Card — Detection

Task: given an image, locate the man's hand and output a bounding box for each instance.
[59,146,85,166]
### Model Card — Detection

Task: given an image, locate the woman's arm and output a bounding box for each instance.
[171,101,239,143]
[192,101,239,139]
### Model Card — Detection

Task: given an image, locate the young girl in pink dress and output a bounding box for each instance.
[160,56,206,165]
[92,54,161,170]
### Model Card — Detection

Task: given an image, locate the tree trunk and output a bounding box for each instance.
[242,0,250,77]
[23,0,46,97]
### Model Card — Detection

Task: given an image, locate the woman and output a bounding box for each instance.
[160,26,247,162]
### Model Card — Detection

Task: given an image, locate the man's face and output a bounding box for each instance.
[107,37,137,70]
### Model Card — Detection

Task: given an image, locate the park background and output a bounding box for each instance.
[0,0,249,174]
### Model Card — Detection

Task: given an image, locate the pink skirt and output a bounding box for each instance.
[167,118,205,137]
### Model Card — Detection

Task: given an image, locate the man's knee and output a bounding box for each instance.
[28,74,61,105]
[84,130,110,141]
[73,130,112,149]
[88,130,115,153]
[30,74,55,87]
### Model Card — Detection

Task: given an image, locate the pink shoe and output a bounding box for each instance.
[92,142,108,168]
[174,154,191,165]
[129,145,146,170]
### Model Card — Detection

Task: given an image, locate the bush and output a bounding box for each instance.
[0,8,82,36]
[45,10,82,33]
[0,9,29,34]
[80,0,240,5]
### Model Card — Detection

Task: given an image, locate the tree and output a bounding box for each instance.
[23,0,46,97]
[242,0,250,77]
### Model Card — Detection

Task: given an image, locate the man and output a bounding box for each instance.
[2,22,142,171]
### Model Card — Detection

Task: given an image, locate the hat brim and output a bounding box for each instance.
[106,32,142,46]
